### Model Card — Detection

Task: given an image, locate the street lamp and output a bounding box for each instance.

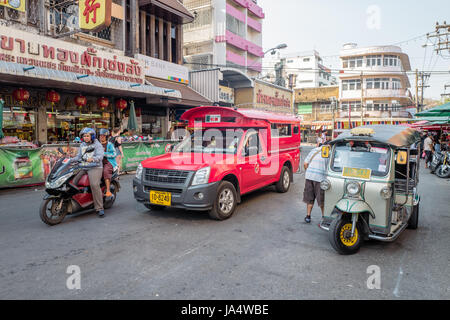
[264,43,288,56]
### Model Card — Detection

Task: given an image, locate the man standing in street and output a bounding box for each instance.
[303,145,329,223]
[424,132,434,168]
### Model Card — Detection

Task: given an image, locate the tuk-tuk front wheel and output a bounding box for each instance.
[329,216,362,255]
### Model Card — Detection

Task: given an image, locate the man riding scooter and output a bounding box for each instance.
[98,129,117,199]
[70,127,105,217]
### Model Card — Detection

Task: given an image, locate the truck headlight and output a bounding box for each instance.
[192,167,210,186]
[135,163,143,179]
[346,182,361,196]
[320,179,331,191]
[380,186,392,199]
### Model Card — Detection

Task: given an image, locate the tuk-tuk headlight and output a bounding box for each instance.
[320,179,331,191]
[346,182,361,196]
[380,186,392,199]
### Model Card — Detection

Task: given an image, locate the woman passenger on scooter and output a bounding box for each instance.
[99,129,117,199]
[71,128,105,218]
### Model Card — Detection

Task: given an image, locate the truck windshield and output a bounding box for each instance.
[331,141,391,177]
[173,129,244,154]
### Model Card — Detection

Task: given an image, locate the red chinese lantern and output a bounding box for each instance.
[74,94,87,109]
[46,90,60,104]
[115,98,127,111]
[13,88,30,105]
[97,97,109,111]
[46,90,60,114]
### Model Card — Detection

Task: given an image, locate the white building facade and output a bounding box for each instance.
[262,50,336,89]
[183,0,265,77]
[338,43,414,122]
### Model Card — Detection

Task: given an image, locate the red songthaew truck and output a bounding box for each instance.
[133,106,301,220]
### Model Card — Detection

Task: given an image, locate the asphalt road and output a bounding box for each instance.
[0,148,449,299]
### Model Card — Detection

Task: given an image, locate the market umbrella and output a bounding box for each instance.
[0,98,4,139]
[127,100,138,132]
[415,102,450,117]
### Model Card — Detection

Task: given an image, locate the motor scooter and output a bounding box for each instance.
[430,151,444,174]
[40,147,120,225]
[435,151,450,178]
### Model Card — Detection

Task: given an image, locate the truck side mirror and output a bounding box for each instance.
[397,151,407,164]
[321,145,330,158]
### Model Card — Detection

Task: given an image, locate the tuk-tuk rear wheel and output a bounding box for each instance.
[329,216,362,255]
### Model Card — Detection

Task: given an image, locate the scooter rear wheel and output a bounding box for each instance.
[39,198,68,226]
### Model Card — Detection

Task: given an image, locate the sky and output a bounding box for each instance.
[258,0,450,100]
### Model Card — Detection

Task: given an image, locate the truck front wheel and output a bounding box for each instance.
[208,181,237,220]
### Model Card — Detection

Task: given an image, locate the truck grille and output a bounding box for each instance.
[144,168,190,184]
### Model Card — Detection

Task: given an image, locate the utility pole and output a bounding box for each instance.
[330,97,337,139]
[427,21,450,54]
[360,71,364,126]
[415,69,419,111]
[419,72,431,112]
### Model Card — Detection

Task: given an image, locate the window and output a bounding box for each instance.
[381,78,390,90]
[303,58,310,62]
[384,55,398,67]
[320,104,331,112]
[243,131,262,156]
[226,14,245,38]
[366,55,382,67]
[392,78,402,90]
[343,57,363,68]
[271,123,292,137]
[366,78,374,89]
[342,79,361,91]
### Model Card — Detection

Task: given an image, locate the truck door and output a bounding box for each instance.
[239,130,270,193]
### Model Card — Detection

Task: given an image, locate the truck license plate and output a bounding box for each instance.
[150,190,171,206]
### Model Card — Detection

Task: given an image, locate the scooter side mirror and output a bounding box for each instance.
[57,147,64,154]
[85,146,95,153]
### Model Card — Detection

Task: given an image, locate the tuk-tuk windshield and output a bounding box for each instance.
[173,129,244,154]
[331,141,391,177]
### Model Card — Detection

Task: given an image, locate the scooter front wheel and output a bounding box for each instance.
[436,164,450,178]
[39,198,68,226]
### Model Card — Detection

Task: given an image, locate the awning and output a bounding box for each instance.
[0,61,181,100]
[221,68,254,89]
[147,78,211,107]
[139,0,194,23]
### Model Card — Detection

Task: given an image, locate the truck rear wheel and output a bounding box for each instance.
[275,166,291,193]
[208,181,237,220]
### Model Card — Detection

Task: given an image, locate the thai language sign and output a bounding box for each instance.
[79,0,112,32]
[0,26,144,83]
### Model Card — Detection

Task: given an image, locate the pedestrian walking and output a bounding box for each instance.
[303,145,328,223]
[424,133,434,168]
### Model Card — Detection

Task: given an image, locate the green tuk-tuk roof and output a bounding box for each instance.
[330,125,420,148]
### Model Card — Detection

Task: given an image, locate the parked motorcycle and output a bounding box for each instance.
[429,151,444,174]
[40,147,120,225]
[435,151,450,178]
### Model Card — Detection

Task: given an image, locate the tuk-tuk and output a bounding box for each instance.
[319,125,421,254]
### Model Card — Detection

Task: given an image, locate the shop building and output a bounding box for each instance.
[295,86,339,143]
[234,79,294,114]
[337,43,415,132]
[263,50,337,89]
[183,0,265,77]
[0,0,210,145]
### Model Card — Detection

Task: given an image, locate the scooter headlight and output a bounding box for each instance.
[380,186,392,199]
[346,182,361,196]
[46,172,73,189]
[320,179,331,191]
